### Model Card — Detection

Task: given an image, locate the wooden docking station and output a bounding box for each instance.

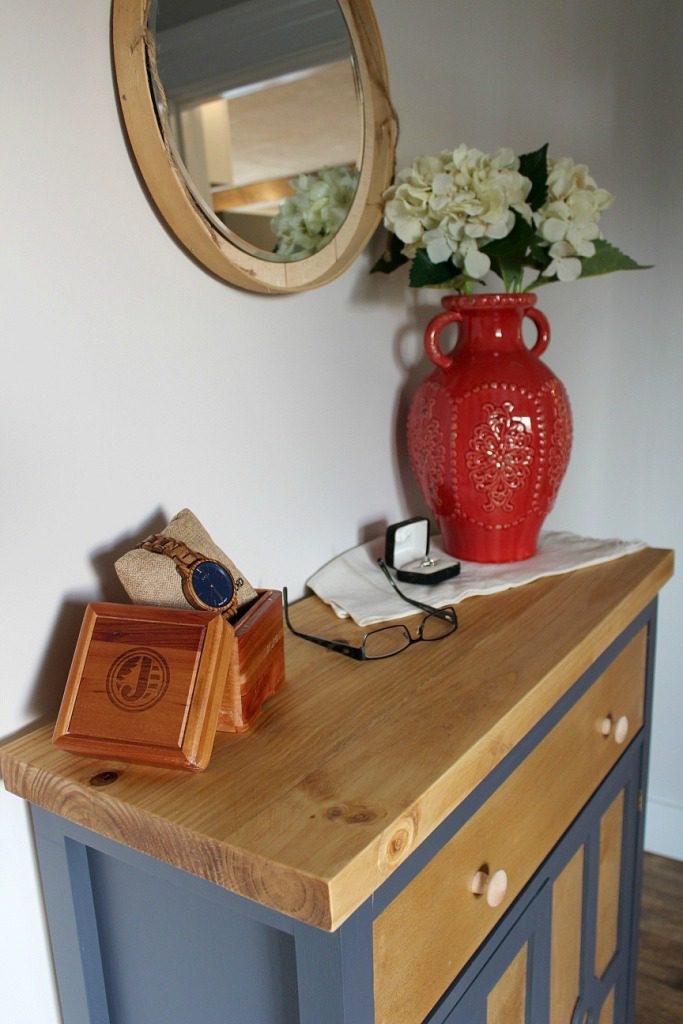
[51,589,285,771]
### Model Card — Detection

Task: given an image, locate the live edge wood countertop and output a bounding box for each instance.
[1,548,673,932]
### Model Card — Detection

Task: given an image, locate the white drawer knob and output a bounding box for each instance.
[600,715,613,737]
[600,714,630,743]
[471,868,509,908]
[614,715,629,744]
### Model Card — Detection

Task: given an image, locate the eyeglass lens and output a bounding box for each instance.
[362,612,456,659]
[420,612,456,641]
[363,624,411,659]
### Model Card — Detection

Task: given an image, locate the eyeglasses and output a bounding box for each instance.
[282,559,457,661]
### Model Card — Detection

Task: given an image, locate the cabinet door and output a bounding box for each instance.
[549,758,642,1024]
[436,744,643,1024]
[374,627,648,1024]
[444,883,552,1024]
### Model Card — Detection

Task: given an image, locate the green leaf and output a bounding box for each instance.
[531,239,653,288]
[518,143,548,211]
[526,236,549,269]
[481,212,535,290]
[481,212,534,262]
[370,232,409,275]
[578,238,653,279]
[408,249,459,288]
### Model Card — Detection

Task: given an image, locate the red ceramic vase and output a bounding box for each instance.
[407,293,572,562]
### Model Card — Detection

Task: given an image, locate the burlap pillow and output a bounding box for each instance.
[115,508,258,616]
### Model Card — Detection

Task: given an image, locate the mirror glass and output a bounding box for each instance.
[148,0,364,262]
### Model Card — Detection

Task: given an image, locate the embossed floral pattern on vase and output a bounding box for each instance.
[407,384,449,513]
[544,381,573,501]
[466,401,535,513]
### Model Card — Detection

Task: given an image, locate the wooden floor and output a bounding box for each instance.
[635,852,683,1024]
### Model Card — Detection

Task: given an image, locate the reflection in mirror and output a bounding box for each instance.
[149,0,363,261]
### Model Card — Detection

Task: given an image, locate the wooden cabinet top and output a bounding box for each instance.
[1,548,673,931]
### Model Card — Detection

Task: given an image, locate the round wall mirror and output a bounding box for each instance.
[112,0,397,293]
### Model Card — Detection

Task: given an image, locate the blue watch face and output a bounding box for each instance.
[191,561,235,609]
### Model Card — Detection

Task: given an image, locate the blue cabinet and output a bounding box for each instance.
[1,551,670,1024]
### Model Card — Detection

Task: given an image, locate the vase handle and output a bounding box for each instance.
[525,307,550,357]
[424,310,463,369]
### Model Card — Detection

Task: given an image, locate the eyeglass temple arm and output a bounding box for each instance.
[377,560,457,623]
[282,589,365,660]
[290,629,365,660]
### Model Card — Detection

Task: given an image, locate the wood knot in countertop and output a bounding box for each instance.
[323,802,383,825]
[377,813,419,875]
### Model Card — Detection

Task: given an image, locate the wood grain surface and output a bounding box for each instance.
[111,0,397,294]
[595,790,625,977]
[487,944,528,1023]
[550,847,584,1024]
[219,590,285,732]
[0,548,673,931]
[599,987,615,1024]
[52,603,233,770]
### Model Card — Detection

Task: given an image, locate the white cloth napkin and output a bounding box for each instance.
[306,530,646,627]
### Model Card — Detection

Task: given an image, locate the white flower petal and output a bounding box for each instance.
[384,199,424,244]
[464,246,490,279]
[535,155,614,278]
[485,213,514,240]
[424,230,453,264]
[555,256,582,281]
[548,240,573,258]
[432,173,454,196]
[541,218,567,243]
[573,239,595,258]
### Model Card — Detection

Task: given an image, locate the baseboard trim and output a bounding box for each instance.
[645,796,683,861]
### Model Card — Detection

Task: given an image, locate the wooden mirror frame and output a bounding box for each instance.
[112,0,397,294]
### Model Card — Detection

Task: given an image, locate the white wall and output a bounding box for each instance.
[1,1,681,1019]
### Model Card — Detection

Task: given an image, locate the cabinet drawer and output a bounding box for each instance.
[373,628,647,1024]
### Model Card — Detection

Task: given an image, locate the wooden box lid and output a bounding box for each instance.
[219,589,285,732]
[53,603,234,771]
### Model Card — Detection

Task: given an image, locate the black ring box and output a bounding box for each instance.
[384,518,460,586]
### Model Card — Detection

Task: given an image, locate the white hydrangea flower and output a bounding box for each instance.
[382,144,532,281]
[534,157,613,281]
[272,165,359,258]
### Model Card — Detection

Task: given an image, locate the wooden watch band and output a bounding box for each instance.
[140,534,205,568]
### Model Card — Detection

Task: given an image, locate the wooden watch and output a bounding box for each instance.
[140,534,240,620]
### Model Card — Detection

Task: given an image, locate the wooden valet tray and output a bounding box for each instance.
[53,603,234,771]
[220,589,285,733]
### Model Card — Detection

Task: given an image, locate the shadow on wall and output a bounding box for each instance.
[3,509,170,746]
[390,293,452,522]
[351,236,437,523]
[357,517,389,548]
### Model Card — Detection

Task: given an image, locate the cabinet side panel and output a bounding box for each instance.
[31,810,111,1024]
[549,845,584,1024]
[87,847,299,1024]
